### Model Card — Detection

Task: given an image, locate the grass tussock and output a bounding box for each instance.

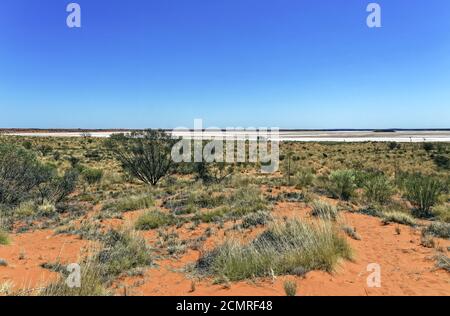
[135,210,175,230]
[0,229,9,245]
[196,219,351,281]
[96,229,152,277]
[310,200,338,221]
[423,222,450,239]
[106,194,154,213]
[328,170,356,201]
[342,225,361,240]
[381,211,416,227]
[283,280,297,296]
[434,253,450,272]
[41,228,152,296]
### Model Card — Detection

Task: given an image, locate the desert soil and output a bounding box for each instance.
[1,198,449,296]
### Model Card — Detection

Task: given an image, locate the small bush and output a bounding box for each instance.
[96,229,152,277]
[135,210,175,230]
[363,174,394,205]
[283,280,297,296]
[108,194,154,212]
[433,155,449,170]
[14,201,37,218]
[295,168,315,188]
[382,211,416,226]
[423,143,434,152]
[82,168,104,185]
[241,211,272,229]
[0,229,9,245]
[434,254,450,272]
[420,234,435,248]
[196,219,351,281]
[37,200,57,217]
[0,144,53,205]
[328,170,356,200]
[310,200,338,221]
[403,174,443,217]
[229,186,268,217]
[433,205,450,223]
[423,222,450,239]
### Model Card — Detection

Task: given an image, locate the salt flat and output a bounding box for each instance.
[4,130,450,142]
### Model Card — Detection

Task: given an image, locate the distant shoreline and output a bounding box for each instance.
[2,129,450,142]
[1,128,450,133]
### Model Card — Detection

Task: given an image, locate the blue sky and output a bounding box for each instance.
[0,0,449,129]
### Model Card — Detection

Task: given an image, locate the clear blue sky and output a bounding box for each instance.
[1,0,449,129]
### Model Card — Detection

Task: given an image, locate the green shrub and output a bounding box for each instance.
[82,168,104,185]
[382,211,416,226]
[195,207,229,223]
[403,174,443,217]
[37,200,57,217]
[433,205,450,223]
[0,144,53,205]
[363,174,394,205]
[108,194,154,212]
[295,168,315,188]
[0,229,9,245]
[434,254,450,272]
[13,201,37,218]
[135,210,174,230]
[196,219,351,281]
[42,229,152,296]
[283,280,297,296]
[241,211,272,229]
[96,229,152,277]
[423,222,450,239]
[328,170,356,200]
[423,143,434,152]
[310,200,338,221]
[433,155,449,170]
[228,186,268,217]
[38,169,79,204]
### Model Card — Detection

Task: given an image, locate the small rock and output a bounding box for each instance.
[0,258,8,267]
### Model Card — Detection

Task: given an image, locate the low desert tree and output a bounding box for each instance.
[0,144,53,205]
[107,130,177,186]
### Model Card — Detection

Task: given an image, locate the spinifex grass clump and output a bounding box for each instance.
[135,210,175,230]
[381,211,416,226]
[423,222,450,239]
[310,200,338,221]
[328,170,356,201]
[0,229,9,245]
[196,219,351,281]
[95,229,152,277]
[41,229,152,296]
[363,173,394,205]
[401,173,443,218]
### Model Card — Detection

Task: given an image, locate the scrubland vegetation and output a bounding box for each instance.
[0,131,449,295]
